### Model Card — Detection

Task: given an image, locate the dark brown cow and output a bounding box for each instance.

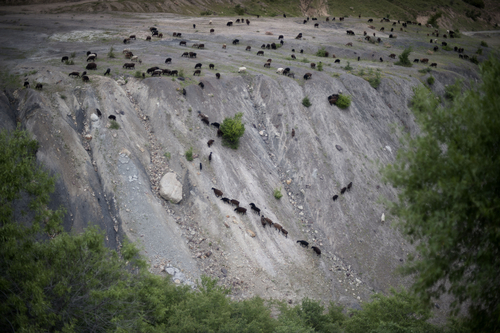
[212,188,223,197]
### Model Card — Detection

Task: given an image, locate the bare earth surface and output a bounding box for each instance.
[0,5,497,316]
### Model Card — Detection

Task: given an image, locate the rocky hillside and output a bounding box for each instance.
[0,10,493,314]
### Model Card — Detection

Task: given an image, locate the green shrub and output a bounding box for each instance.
[234,4,245,15]
[418,68,432,74]
[107,46,115,58]
[301,58,309,63]
[395,47,413,67]
[444,79,463,101]
[427,12,442,28]
[178,69,185,78]
[317,62,323,71]
[302,97,312,107]
[64,60,74,65]
[465,9,481,21]
[442,45,453,51]
[427,76,435,85]
[476,47,483,55]
[164,152,171,160]
[463,0,485,8]
[273,187,283,199]
[367,72,381,89]
[315,47,328,57]
[70,51,76,58]
[109,120,120,129]
[185,147,193,161]
[336,94,351,109]
[200,10,212,15]
[220,112,245,149]
[470,55,479,64]
[134,71,142,78]
[358,69,365,76]
[480,41,488,47]
[344,61,353,70]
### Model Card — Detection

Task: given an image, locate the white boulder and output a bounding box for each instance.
[159,172,183,203]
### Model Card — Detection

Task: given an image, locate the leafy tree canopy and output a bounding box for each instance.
[384,56,500,332]
[220,112,245,149]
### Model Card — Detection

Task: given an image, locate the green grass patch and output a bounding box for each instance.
[427,12,442,28]
[427,76,435,85]
[336,95,351,109]
[273,187,283,199]
[395,47,413,67]
[109,120,120,130]
[185,147,194,161]
[302,97,312,107]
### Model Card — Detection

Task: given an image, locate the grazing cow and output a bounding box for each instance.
[235,207,247,215]
[347,182,352,191]
[303,20,307,24]
[276,68,284,74]
[377,38,381,43]
[246,46,251,51]
[261,216,267,228]
[346,30,355,35]
[192,44,199,49]
[278,35,284,39]
[413,59,419,63]
[442,42,447,46]
[209,64,214,70]
[328,94,339,105]
[380,57,383,62]
[246,19,250,25]
[198,82,204,89]
[68,72,80,78]
[273,223,283,233]
[271,43,277,49]
[297,240,309,248]
[434,46,439,52]
[168,69,178,76]
[23,81,30,89]
[430,63,437,67]
[334,59,340,63]
[291,128,295,137]
[123,63,135,69]
[314,23,319,28]
[181,52,189,58]
[358,56,360,61]
[195,63,202,69]
[165,57,172,64]
[368,19,373,22]
[35,83,42,90]
[86,55,96,62]
[131,56,139,62]
[210,29,215,34]
[129,35,136,40]
[193,24,196,29]
[230,199,240,207]
[221,197,230,204]
[147,66,160,74]
[303,73,312,80]
[249,203,261,216]
[380,27,385,31]
[152,30,158,36]
[340,187,347,194]
[158,33,163,38]
[233,39,239,45]
[211,122,220,128]
[389,54,396,59]
[180,41,187,46]
[182,88,186,95]
[61,56,69,62]
[208,139,215,147]
[262,215,274,228]
[212,187,223,197]
[189,52,197,58]
[198,44,205,49]
[124,38,131,43]
[281,229,288,238]
[238,67,247,73]
[200,163,202,171]
[108,115,116,120]
[217,129,224,137]
[266,44,271,49]
[312,246,321,256]
[216,73,221,79]
[389,34,396,38]
[420,58,429,64]
[145,36,151,41]
[264,62,271,68]
[86,63,97,70]
[151,69,162,77]
[346,42,353,46]
[310,63,316,69]
[82,75,90,82]
[162,69,171,75]
[227,21,233,26]
[332,195,338,201]
[222,44,226,49]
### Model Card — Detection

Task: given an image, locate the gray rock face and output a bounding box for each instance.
[159,172,183,204]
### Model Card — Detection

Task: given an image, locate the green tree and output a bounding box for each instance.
[384,56,500,332]
[396,47,413,67]
[220,112,245,149]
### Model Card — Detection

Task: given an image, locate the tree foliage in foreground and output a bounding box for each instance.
[0,126,470,332]
[220,112,245,149]
[384,56,500,332]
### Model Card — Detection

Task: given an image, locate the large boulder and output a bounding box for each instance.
[159,172,183,203]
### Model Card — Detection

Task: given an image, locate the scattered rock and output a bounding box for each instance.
[336,145,343,151]
[247,229,256,237]
[90,113,99,122]
[159,172,183,203]
[84,134,92,140]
